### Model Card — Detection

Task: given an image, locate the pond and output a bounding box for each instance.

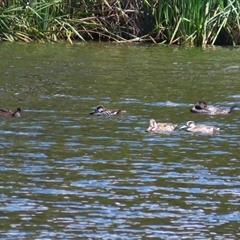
[0,42,240,239]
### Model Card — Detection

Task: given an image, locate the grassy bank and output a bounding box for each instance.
[0,0,240,45]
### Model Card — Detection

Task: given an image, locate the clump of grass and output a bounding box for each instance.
[0,0,84,43]
[152,0,240,45]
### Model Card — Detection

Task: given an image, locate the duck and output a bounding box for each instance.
[145,119,178,132]
[180,121,220,133]
[0,107,21,117]
[190,101,237,115]
[89,105,126,116]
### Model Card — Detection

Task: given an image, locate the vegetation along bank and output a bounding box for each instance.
[0,0,240,45]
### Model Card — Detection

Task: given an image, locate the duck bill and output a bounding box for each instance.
[179,125,187,130]
[89,111,95,115]
[145,127,153,132]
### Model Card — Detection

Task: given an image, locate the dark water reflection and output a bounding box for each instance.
[0,43,240,239]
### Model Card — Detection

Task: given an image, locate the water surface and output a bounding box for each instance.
[0,42,240,239]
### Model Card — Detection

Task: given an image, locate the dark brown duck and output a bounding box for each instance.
[0,107,21,117]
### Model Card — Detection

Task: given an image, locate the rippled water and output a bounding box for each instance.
[0,43,240,239]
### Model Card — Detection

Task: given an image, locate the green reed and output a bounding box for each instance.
[0,0,84,43]
[153,0,240,45]
[0,0,239,45]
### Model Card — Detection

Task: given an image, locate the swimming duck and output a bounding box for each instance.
[145,119,178,132]
[89,105,126,116]
[0,107,21,117]
[190,101,237,115]
[180,121,220,133]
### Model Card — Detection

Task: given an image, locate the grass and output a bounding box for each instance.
[0,0,240,45]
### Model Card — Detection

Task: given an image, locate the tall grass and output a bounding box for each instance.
[153,0,240,45]
[0,0,240,45]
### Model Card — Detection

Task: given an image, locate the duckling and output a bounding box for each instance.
[89,105,126,116]
[180,121,220,133]
[0,107,21,117]
[145,119,178,133]
[190,101,237,115]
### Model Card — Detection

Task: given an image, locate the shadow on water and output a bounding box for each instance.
[0,42,240,239]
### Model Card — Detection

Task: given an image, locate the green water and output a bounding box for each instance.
[0,42,240,239]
